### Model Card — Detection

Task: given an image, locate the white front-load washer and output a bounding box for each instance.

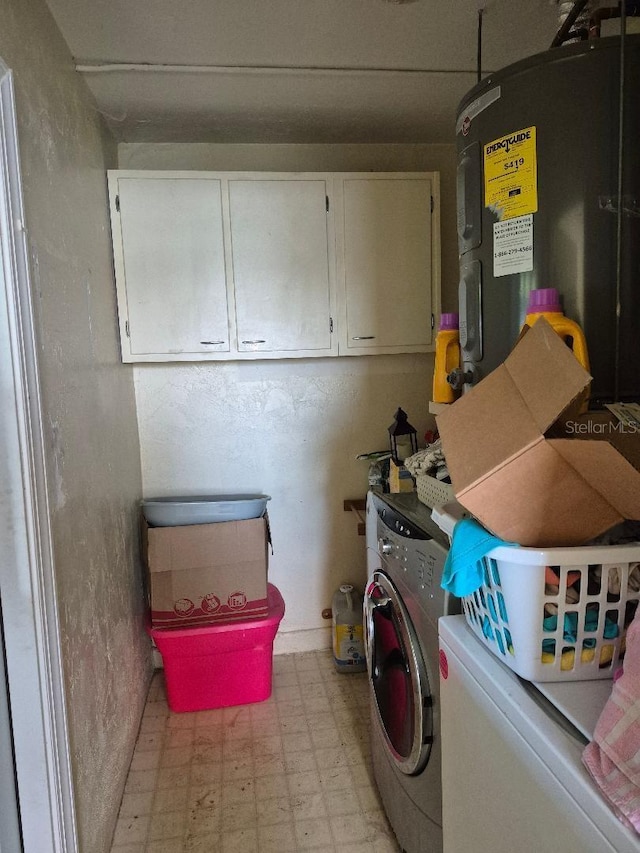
[364,490,459,853]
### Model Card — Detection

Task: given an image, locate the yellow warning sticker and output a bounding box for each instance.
[484,126,538,221]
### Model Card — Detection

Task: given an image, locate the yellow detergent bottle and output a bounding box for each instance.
[332,584,366,674]
[433,313,461,404]
[524,288,590,372]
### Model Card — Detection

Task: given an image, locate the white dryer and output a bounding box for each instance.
[439,615,640,853]
[364,490,459,853]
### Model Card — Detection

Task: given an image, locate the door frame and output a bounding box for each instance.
[0,60,78,852]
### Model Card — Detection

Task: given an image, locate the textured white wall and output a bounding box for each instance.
[135,354,435,647]
[125,142,457,649]
[0,2,149,851]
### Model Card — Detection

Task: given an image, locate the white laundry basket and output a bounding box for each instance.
[431,506,640,682]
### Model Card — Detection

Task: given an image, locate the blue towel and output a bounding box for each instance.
[441,518,518,597]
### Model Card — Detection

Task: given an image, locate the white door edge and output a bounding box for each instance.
[0,61,78,853]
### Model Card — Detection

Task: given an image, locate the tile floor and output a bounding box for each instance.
[110,650,400,853]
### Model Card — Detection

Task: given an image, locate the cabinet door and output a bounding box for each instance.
[228,179,336,356]
[110,175,230,361]
[337,175,438,355]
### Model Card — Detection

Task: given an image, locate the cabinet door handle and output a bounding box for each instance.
[200,340,225,345]
[352,336,376,340]
[241,339,266,345]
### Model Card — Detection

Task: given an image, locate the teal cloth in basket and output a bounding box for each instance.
[441,518,518,597]
[542,611,619,653]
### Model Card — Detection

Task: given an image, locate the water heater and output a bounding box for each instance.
[456,35,640,405]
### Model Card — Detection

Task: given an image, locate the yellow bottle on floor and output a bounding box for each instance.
[524,288,590,371]
[433,313,461,404]
[332,584,366,674]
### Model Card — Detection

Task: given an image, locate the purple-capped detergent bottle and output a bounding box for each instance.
[524,288,590,371]
[432,313,461,404]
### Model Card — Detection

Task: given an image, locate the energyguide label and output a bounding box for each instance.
[484,126,538,221]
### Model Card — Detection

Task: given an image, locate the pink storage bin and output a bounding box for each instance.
[149,583,285,712]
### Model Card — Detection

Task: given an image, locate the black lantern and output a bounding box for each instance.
[388,407,418,463]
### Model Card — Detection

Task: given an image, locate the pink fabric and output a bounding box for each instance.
[582,609,640,833]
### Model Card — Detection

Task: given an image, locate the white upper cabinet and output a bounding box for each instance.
[335,173,440,356]
[228,178,336,356]
[107,170,440,363]
[109,174,230,361]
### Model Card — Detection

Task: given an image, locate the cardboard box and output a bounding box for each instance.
[436,318,640,547]
[143,515,270,628]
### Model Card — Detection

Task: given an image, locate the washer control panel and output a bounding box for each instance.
[369,492,449,604]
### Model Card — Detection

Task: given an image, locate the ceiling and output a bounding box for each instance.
[44,0,565,144]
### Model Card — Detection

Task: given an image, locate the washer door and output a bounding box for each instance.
[365,570,433,776]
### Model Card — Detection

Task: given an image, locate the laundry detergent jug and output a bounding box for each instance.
[332,584,366,673]
[523,288,590,371]
[432,312,461,403]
